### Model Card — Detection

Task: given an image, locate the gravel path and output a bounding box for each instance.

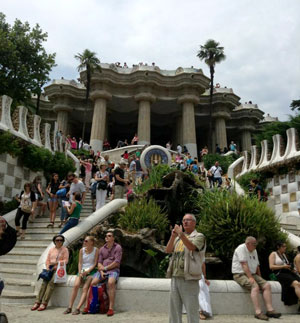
[1,305,299,323]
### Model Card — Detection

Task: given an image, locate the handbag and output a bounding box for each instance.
[97,180,108,190]
[38,266,54,281]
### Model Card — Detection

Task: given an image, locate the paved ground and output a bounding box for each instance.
[1,305,299,323]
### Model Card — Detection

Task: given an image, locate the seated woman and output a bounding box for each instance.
[31,234,69,311]
[64,236,99,315]
[59,193,82,234]
[269,241,300,307]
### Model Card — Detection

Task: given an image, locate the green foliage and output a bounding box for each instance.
[290,99,300,111]
[143,249,170,278]
[255,114,300,147]
[118,198,169,237]
[196,190,287,261]
[67,249,80,275]
[0,198,19,215]
[202,153,235,174]
[134,164,172,194]
[237,171,267,191]
[0,12,56,107]
[0,131,22,156]
[0,131,75,181]
[71,149,90,158]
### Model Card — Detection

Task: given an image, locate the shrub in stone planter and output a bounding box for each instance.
[196,189,287,275]
[118,198,169,238]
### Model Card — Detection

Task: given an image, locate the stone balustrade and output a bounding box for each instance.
[228,128,300,179]
[0,95,70,155]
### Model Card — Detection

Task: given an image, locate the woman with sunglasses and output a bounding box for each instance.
[64,236,99,315]
[31,234,69,311]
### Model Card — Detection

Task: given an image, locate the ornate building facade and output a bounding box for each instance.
[37,63,265,157]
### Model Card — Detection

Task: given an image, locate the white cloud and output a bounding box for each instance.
[1,0,300,120]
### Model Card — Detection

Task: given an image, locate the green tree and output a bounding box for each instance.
[75,49,101,140]
[290,99,300,111]
[197,39,226,151]
[0,13,56,109]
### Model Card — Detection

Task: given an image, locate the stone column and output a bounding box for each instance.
[241,129,252,151]
[135,93,155,145]
[90,90,112,152]
[177,95,199,158]
[215,117,227,151]
[53,104,72,136]
[176,116,183,147]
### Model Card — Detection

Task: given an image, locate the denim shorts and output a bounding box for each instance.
[48,197,58,202]
[93,270,119,281]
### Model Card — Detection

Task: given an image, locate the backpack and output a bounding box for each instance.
[87,284,109,314]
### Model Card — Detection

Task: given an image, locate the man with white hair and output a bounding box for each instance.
[232,236,281,321]
[166,213,206,323]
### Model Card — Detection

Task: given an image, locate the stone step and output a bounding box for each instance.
[2,250,42,261]
[19,233,60,240]
[14,240,50,247]
[11,245,47,253]
[1,290,36,305]
[0,259,37,271]
[3,278,35,294]
[0,268,36,280]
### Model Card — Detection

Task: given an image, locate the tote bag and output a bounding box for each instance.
[54,261,67,283]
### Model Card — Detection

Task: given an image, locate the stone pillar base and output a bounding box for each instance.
[184,143,197,159]
[90,139,103,153]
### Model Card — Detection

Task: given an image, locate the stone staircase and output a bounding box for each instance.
[281,223,300,237]
[0,194,94,304]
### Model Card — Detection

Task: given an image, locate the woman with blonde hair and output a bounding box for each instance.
[64,236,99,315]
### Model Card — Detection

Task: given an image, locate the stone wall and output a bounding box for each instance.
[0,153,45,201]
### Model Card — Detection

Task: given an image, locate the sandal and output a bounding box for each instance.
[63,307,72,314]
[82,308,89,315]
[72,309,80,315]
[37,303,47,311]
[200,311,207,320]
[31,302,40,311]
[47,222,54,228]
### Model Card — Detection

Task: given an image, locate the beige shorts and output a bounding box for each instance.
[233,273,267,290]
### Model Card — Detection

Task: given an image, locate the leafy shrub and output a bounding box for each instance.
[22,144,52,172]
[0,131,22,157]
[196,190,287,262]
[135,164,172,194]
[44,152,76,181]
[118,198,169,237]
[237,171,267,191]
[202,153,235,174]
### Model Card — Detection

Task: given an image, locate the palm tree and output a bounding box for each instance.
[75,49,101,140]
[197,39,226,152]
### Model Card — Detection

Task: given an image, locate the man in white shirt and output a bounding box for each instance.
[209,161,222,187]
[68,173,86,205]
[232,237,281,320]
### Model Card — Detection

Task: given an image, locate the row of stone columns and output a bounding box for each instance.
[54,92,252,155]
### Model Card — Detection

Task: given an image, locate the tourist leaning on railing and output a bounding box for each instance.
[31,234,69,311]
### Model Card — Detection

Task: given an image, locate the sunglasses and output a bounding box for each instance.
[106,234,113,237]
[55,239,64,242]
[84,239,89,242]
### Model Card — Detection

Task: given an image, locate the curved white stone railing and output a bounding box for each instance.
[36,199,127,283]
[0,95,79,170]
[229,128,300,178]
[66,150,80,174]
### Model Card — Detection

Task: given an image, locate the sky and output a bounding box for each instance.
[1,0,300,121]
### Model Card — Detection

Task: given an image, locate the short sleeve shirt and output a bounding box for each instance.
[69,181,86,202]
[114,167,125,186]
[209,166,222,178]
[98,243,122,274]
[232,243,259,274]
[171,232,205,277]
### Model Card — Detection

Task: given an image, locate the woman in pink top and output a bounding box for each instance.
[71,137,77,149]
[81,159,93,188]
[31,234,69,311]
